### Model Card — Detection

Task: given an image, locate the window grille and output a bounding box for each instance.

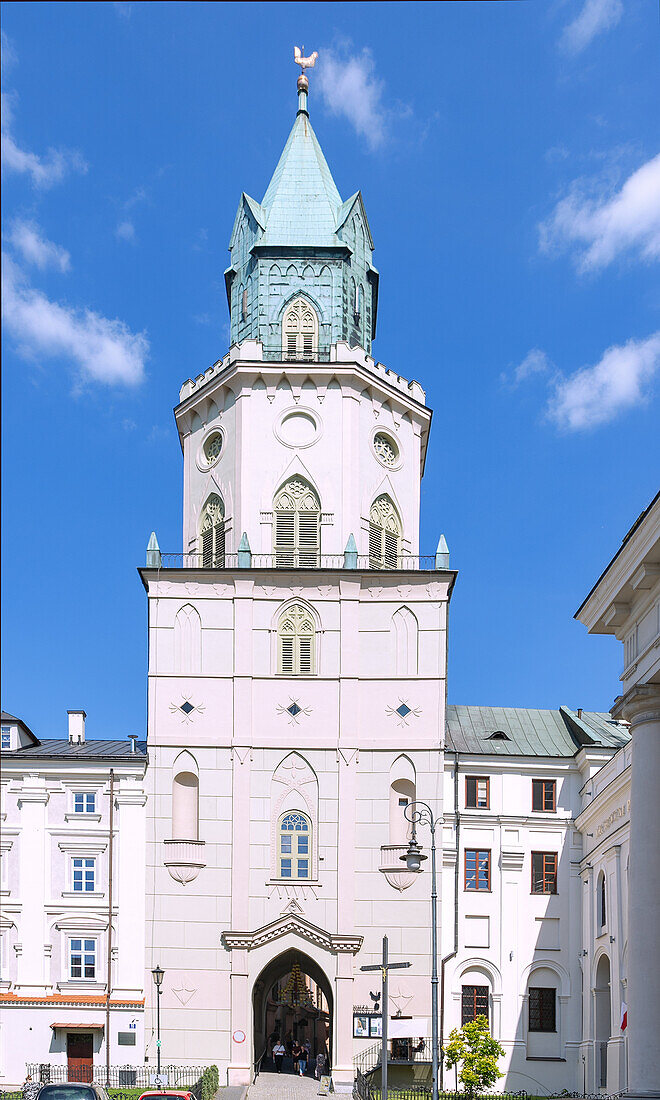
[461,985,489,1024]
[282,297,319,361]
[278,604,316,675]
[278,811,311,879]
[274,478,320,567]
[374,433,398,467]
[199,494,225,568]
[531,851,558,894]
[465,849,490,891]
[204,432,222,464]
[70,937,96,979]
[369,495,402,569]
[528,987,556,1032]
[465,776,489,809]
[532,778,556,812]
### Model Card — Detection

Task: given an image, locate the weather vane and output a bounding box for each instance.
[294,45,318,90]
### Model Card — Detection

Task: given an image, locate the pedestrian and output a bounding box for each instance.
[273,1039,286,1073]
[23,1076,40,1100]
[315,1052,326,1080]
[298,1045,308,1076]
[292,1041,301,1074]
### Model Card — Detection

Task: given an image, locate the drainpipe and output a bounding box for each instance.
[106,768,115,1087]
[439,751,459,1088]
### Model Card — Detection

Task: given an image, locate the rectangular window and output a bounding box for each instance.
[70,937,96,979]
[72,857,96,893]
[532,778,556,812]
[528,987,556,1032]
[461,985,489,1025]
[297,859,309,878]
[465,776,489,809]
[465,849,490,891]
[531,851,558,894]
[1,726,10,750]
[280,859,292,878]
[74,792,96,814]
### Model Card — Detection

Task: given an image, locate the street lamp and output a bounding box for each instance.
[400,802,438,1100]
[151,965,165,1076]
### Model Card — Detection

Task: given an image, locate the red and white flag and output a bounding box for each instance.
[621,1001,628,1031]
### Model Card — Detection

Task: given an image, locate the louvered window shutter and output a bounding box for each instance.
[369,523,382,567]
[302,333,314,360]
[201,527,214,568]
[275,511,296,566]
[298,635,313,675]
[286,333,298,360]
[279,635,295,674]
[214,520,225,567]
[298,511,319,567]
[384,530,398,569]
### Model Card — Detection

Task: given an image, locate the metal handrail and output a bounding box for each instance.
[253,1045,269,1082]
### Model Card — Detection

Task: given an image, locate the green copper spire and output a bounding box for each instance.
[226,52,379,355]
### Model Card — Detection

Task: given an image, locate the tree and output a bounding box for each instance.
[444,1015,505,1095]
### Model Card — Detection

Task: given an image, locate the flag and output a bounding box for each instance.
[621,1001,627,1031]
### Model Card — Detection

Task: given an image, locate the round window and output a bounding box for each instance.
[274,407,322,449]
[204,432,223,464]
[373,432,399,467]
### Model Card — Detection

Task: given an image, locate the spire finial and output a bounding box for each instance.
[294,45,318,115]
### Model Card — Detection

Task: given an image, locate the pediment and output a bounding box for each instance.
[222,913,362,955]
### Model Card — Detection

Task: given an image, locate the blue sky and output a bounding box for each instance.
[2,1,659,740]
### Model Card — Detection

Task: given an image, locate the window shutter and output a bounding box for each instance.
[286,333,298,360]
[280,635,295,674]
[201,527,213,568]
[384,530,398,568]
[298,635,313,675]
[302,333,314,360]
[369,523,382,567]
[214,520,225,567]
[298,511,319,567]
[275,511,296,566]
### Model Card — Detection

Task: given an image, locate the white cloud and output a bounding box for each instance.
[115,219,136,242]
[503,352,554,391]
[560,0,623,55]
[547,333,660,430]
[2,253,147,387]
[316,47,388,151]
[8,219,70,272]
[539,153,660,272]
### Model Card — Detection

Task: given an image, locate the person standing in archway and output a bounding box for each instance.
[273,1039,286,1073]
[298,1042,308,1076]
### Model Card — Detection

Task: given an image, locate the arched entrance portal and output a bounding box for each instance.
[253,949,333,1075]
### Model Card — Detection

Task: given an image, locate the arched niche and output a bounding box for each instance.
[174,604,202,674]
[391,607,419,676]
[172,752,200,841]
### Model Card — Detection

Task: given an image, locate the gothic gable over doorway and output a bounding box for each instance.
[222,913,362,955]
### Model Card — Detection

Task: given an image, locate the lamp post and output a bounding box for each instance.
[151,965,164,1076]
[400,801,438,1100]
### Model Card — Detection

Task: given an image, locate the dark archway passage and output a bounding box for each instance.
[253,949,333,1077]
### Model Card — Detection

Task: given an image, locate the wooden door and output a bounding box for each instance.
[67,1033,93,1082]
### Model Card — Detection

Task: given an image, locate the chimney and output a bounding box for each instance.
[128,735,138,754]
[68,710,86,744]
[577,708,583,719]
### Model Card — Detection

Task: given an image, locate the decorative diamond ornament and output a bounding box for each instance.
[180,701,195,715]
[287,703,302,717]
[396,703,411,718]
[386,700,422,727]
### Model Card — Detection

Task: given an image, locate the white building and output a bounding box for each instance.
[576,489,660,1100]
[0,711,147,1087]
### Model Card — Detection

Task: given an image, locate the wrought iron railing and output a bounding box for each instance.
[354,1074,531,1100]
[27,1064,204,1091]
[156,552,441,572]
[262,347,332,363]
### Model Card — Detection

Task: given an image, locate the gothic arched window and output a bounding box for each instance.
[277,811,311,879]
[598,871,607,930]
[369,494,402,569]
[274,478,320,567]
[282,297,318,361]
[199,493,225,568]
[277,603,316,675]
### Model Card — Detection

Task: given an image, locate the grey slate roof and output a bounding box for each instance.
[445,705,630,757]
[6,739,147,760]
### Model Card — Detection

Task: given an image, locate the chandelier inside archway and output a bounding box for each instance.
[274,960,316,1008]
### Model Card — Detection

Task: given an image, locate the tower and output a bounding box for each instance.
[143,59,453,1090]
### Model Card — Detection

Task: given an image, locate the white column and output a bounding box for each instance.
[15,777,49,993]
[613,685,660,1099]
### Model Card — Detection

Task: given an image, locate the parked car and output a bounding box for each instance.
[37,1085,110,1100]
[138,1092,196,1100]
